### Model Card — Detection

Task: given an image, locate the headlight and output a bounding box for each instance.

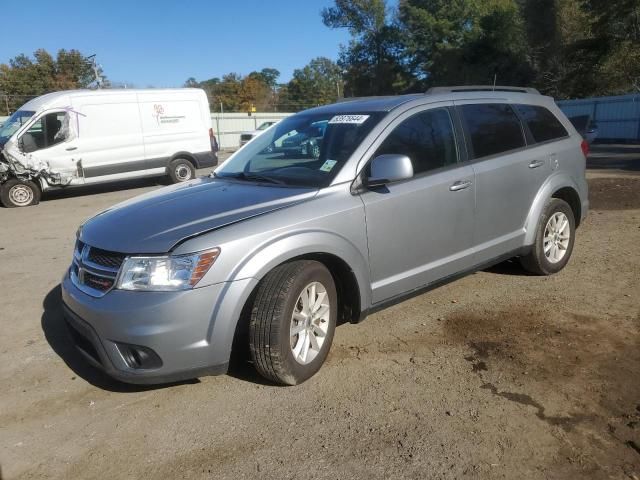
[117,248,220,291]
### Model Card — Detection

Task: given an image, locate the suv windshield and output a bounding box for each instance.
[0,110,35,142]
[217,112,383,188]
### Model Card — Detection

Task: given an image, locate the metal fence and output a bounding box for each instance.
[211,112,293,150]
[557,93,640,144]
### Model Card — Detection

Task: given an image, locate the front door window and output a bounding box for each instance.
[20,112,69,153]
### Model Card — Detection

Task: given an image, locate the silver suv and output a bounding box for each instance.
[62,86,589,385]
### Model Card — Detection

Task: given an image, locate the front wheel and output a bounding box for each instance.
[0,178,41,208]
[249,260,337,385]
[520,198,575,275]
[167,158,195,183]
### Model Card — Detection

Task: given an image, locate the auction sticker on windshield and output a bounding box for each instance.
[319,160,338,172]
[328,114,370,125]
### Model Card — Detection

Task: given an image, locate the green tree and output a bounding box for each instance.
[183,77,199,88]
[248,68,280,89]
[286,57,343,108]
[581,0,640,94]
[399,0,533,88]
[322,0,410,96]
[0,49,104,111]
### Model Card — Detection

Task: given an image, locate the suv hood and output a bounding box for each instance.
[80,177,318,254]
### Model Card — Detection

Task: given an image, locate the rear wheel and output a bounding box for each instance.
[249,260,337,385]
[520,198,575,275]
[1,178,41,208]
[167,158,195,183]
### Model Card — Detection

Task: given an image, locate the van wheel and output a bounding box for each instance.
[249,260,337,386]
[1,179,41,208]
[520,198,575,275]
[168,158,195,183]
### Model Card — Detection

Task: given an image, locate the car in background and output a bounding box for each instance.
[239,121,279,147]
[277,120,327,158]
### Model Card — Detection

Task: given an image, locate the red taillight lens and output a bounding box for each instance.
[580,139,589,157]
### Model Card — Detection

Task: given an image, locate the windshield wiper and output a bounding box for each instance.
[216,171,287,185]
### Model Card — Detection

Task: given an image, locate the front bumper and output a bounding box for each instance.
[61,272,255,384]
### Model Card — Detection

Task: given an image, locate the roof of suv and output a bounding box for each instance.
[304,86,550,115]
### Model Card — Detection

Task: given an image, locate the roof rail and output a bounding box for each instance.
[426,85,540,95]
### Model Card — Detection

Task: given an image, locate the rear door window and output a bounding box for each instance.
[460,104,526,159]
[515,104,568,143]
[374,108,458,175]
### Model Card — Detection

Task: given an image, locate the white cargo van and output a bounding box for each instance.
[0,88,217,207]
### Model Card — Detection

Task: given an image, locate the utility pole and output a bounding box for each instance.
[87,54,104,88]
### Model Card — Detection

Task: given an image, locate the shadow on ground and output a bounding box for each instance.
[41,285,199,393]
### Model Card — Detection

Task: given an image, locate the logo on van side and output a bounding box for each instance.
[152,104,185,125]
[153,104,165,125]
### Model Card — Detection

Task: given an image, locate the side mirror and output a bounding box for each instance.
[18,137,25,153]
[367,154,413,187]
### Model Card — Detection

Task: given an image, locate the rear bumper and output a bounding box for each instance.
[194,151,218,169]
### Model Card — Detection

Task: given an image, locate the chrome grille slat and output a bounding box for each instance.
[71,243,125,297]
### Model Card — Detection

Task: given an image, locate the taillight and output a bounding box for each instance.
[580,139,589,157]
[209,128,219,152]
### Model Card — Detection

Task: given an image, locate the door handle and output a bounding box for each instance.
[65,146,78,151]
[449,180,472,192]
[528,160,545,169]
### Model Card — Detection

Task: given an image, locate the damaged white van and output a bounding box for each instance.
[0,88,217,207]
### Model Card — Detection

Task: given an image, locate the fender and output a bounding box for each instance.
[228,228,372,310]
[169,151,197,166]
[204,229,371,365]
[524,172,581,245]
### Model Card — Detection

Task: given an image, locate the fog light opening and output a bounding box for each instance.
[117,343,163,370]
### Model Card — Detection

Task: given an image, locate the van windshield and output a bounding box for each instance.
[0,110,35,142]
[216,111,384,188]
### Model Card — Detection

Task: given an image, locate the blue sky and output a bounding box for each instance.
[1,0,352,88]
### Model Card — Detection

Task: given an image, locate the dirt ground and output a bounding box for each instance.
[0,155,639,480]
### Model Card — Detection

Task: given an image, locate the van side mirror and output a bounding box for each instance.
[367,154,414,187]
[18,137,25,153]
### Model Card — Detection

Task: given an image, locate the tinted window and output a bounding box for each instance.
[374,108,458,175]
[460,104,525,158]
[516,104,568,143]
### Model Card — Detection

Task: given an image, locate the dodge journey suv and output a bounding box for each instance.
[62,86,589,385]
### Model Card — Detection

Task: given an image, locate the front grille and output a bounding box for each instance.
[240,134,253,141]
[87,247,125,269]
[84,272,116,291]
[71,243,124,297]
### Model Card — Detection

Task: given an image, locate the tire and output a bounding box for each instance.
[520,198,575,275]
[249,260,337,385]
[0,178,41,208]
[167,158,195,183]
[309,141,321,159]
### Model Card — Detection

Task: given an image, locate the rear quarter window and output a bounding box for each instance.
[515,104,568,143]
[460,103,526,159]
